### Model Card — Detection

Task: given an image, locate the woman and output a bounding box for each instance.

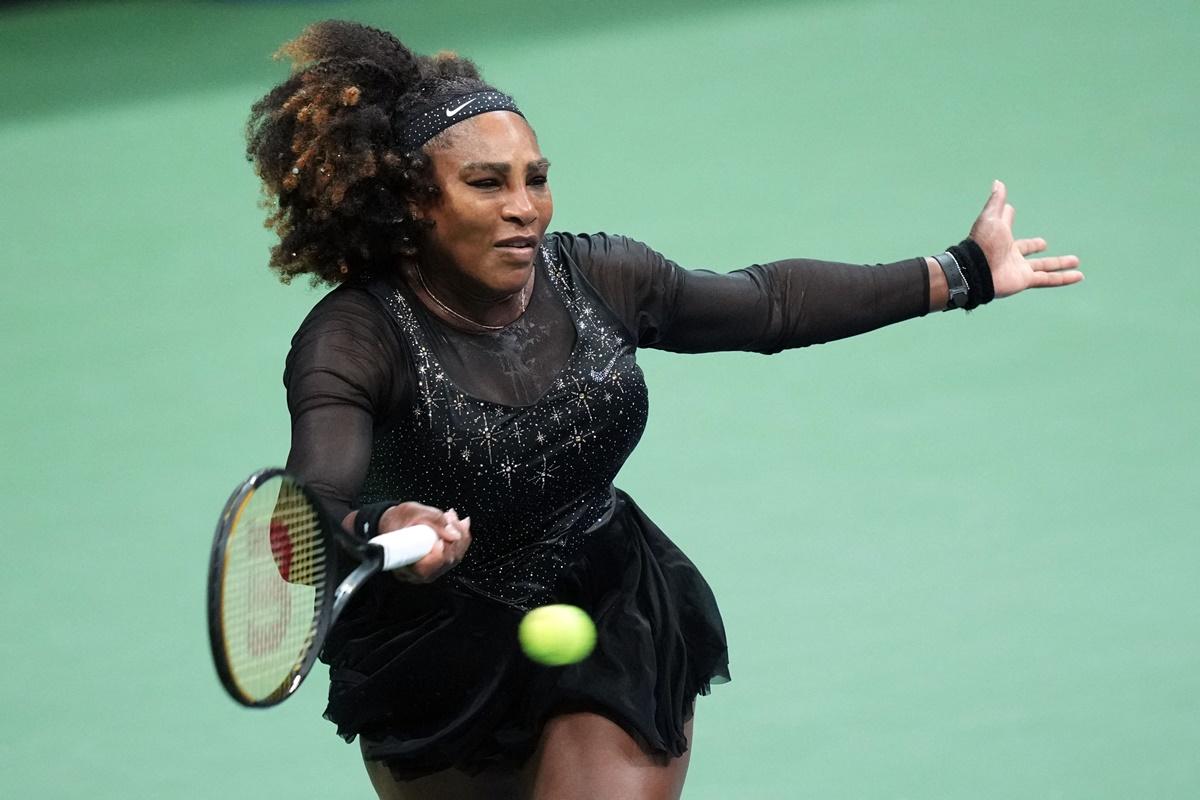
[247,20,1081,800]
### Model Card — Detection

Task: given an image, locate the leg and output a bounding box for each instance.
[527,710,694,800]
[361,741,526,800]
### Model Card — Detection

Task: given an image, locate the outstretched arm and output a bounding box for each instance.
[563,181,1082,354]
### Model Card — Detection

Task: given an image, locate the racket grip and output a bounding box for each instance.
[369,525,438,571]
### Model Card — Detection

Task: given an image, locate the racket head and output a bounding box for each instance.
[206,469,338,707]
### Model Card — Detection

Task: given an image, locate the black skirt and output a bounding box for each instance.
[321,489,730,779]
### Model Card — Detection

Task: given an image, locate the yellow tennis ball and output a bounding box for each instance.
[518,604,596,666]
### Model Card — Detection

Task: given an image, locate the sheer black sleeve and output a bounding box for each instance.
[282,284,411,521]
[556,232,930,354]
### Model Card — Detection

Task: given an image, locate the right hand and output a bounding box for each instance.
[342,502,471,583]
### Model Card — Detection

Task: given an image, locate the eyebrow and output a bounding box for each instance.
[461,159,552,174]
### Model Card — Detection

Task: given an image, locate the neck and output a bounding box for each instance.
[407,261,532,332]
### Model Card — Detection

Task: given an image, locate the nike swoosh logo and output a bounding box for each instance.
[590,354,621,382]
[445,99,476,117]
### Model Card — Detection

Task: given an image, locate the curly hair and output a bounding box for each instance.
[246,20,504,285]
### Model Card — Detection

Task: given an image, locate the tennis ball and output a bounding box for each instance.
[518,604,596,666]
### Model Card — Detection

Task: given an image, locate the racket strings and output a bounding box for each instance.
[219,479,329,702]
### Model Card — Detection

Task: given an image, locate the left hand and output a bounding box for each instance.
[969,180,1083,299]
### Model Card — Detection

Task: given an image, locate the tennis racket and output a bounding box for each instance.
[206,467,437,707]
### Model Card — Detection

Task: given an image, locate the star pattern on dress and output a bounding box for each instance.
[421,388,444,426]
[530,455,557,490]
[471,412,501,463]
[496,457,518,487]
[567,425,594,452]
[566,376,596,421]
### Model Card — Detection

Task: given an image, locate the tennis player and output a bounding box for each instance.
[246,20,1082,800]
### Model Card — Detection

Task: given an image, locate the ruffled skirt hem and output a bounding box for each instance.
[321,489,729,779]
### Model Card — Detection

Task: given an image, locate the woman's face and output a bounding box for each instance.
[416,111,552,301]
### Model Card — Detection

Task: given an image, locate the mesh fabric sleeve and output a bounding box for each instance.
[557,232,930,354]
[282,285,411,522]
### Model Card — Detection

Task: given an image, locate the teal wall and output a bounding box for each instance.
[2,1,1197,797]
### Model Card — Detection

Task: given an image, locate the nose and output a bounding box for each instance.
[502,186,537,227]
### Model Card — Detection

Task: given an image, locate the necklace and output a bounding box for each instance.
[414,263,530,332]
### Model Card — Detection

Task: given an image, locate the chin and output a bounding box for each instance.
[476,265,529,295]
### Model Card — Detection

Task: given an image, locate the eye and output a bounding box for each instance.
[468,178,501,189]
[528,174,549,187]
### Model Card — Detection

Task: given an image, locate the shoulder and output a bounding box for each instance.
[294,281,389,336]
[286,280,402,382]
[546,233,687,344]
[548,232,677,297]
[549,231,661,271]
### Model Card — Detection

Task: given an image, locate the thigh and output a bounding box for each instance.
[361,742,527,800]
[527,710,694,800]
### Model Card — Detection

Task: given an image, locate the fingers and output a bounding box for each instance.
[393,535,468,583]
[445,511,471,559]
[381,500,447,532]
[971,181,1011,261]
[441,508,464,542]
[1026,250,1083,288]
[347,501,441,536]
[443,508,471,536]
[982,179,1007,216]
[1028,254,1082,272]
[416,509,472,581]
[381,503,472,584]
[1016,237,1046,256]
[1017,240,1081,270]
[1029,268,1084,288]
[1002,202,1015,228]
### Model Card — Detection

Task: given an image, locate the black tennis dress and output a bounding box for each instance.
[283,233,930,778]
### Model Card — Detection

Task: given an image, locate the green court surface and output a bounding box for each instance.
[2,1,1197,797]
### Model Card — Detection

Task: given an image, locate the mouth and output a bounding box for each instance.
[494,235,539,255]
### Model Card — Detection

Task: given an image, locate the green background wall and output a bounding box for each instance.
[2,1,1197,796]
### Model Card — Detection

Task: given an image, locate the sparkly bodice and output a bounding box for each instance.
[357,244,649,608]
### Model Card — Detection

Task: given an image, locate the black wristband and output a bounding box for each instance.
[352,501,398,540]
[948,238,994,310]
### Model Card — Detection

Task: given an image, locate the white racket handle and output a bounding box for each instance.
[368,524,438,571]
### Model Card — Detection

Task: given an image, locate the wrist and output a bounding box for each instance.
[925,257,948,313]
[932,238,994,311]
[350,500,399,539]
[950,238,994,309]
[932,251,969,310]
